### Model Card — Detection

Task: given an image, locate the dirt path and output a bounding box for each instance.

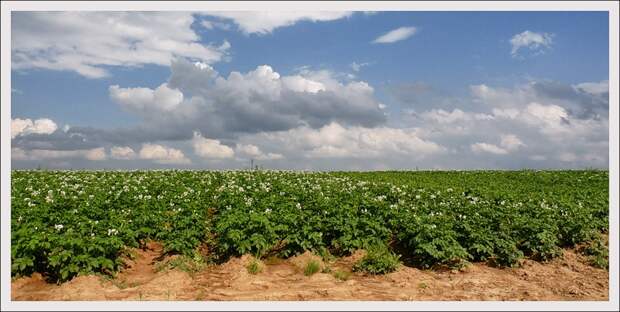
[11,244,608,301]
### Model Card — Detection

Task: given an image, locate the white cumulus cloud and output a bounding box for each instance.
[109,83,184,114]
[139,143,190,164]
[111,60,386,137]
[192,132,235,159]
[470,134,524,156]
[236,144,283,160]
[510,30,554,57]
[281,75,326,93]
[11,118,58,138]
[255,122,444,159]
[110,146,137,160]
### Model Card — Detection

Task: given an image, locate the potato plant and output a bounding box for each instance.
[11,169,608,281]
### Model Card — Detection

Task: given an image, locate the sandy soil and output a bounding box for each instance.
[11,242,608,301]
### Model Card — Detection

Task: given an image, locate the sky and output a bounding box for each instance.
[10,11,610,170]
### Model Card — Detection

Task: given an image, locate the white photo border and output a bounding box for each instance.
[1,1,618,311]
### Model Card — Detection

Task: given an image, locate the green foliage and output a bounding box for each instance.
[333,270,351,281]
[154,252,207,275]
[353,245,400,274]
[304,260,321,276]
[246,258,263,275]
[11,170,609,282]
[11,170,216,281]
[581,235,608,269]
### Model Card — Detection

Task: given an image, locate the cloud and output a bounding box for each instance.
[12,66,608,169]
[85,148,107,161]
[12,147,106,161]
[530,155,547,161]
[510,30,554,57]
[110,60,386,139]
[472,80,608,120]
[419,109,494,124]
[470,134,524,155]
[109,83,184,115]
[521,102,569,130]
[393,79,608,168]
[110,146,137,160]
[192,132,235,159]
[530,81,608,120]
[11,118,58,138]
[557,152,578,162]
[11,148,29,161]
[200,19,233,31]
[139,143,190,164]
[200,12,353,34]
[471,143,508,155]
[574,80,608,95]
[12,12,229,78]
[168,60,219,96]
[499,134,525,151]
[252,122,444,159]
[281,75,326,93]
[372,26,417,44]
[387,82,467,113]
[492,108,520,119]
[350,62,371,72]
[470,84,527,108]
[235,144,283,160]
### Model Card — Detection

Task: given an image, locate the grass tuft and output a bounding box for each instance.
[304,260,321,276]
[333,270,351,281]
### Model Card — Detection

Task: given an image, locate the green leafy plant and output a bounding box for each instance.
[353,245,400,274]
[246,258,263,275]
[154,253,206,276]
[581,236,608,269]
[10,169,609,283]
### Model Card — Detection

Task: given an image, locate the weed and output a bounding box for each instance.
[333,270,351,281]
[154,252,207,276]
[304,260,321,276]
[246,258,263,275]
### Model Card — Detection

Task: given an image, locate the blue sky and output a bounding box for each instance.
[11,11,610,170]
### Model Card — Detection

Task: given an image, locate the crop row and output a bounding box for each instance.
[11,170,608,282]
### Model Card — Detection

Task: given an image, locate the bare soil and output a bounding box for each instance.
[11,242,608,301]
